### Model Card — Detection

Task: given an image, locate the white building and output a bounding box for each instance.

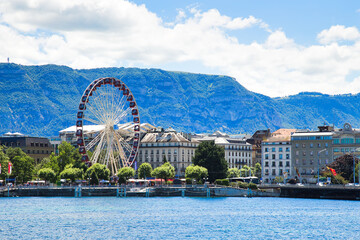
[195,131,252,169]
[136,127,199,177]
[261,129,295,184]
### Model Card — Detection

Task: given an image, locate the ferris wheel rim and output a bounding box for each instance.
[75,77,141,174]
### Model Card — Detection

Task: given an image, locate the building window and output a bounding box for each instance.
[295,144,299,148]
[272,154,275,159]
[279,162,283,167]
[286,161,290,167]
[302,159,306,165]
[279,148,283,152]
[272,162,276,167]
[333,139,340,144]
[286,147,290,152]
[302,144,306,148]
[310,143,313,148]
[272,169,276,175]
[265,161,269,167]
[279,154,283,159]
[286,154,290,159]
[272,148,276,152]
[265,154,269,159]
[265,148,268,152]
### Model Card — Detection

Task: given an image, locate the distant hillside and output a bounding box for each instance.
[0,63,359,137]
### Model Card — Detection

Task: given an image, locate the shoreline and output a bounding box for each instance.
[2,184,360,200]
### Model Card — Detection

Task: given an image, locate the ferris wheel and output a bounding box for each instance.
[75,77,140,175]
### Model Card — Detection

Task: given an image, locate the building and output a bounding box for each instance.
[291,126,333,183]
[247,129,271,167]
[261,129,295,184]
[195,131,253,169]
[136,127,199,177]
[0,133,53,164]
[332,123,360,160]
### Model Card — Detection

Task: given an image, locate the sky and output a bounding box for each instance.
[1,0,360,97]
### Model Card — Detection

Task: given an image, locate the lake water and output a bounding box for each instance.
[1,197,360,239]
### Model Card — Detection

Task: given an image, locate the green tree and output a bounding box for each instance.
[192,141,228,182]
[321,171,347,184]
[254,163,262,178]
[57,142,82,172]
[227,168,240,178]
[59,168,83,182]
[0,147,10,181]
[240,165,251,177]
[38,168,56,183]
[6,147,27,161]
[11,155,35,183]
[40,153,60,174]
[185,165,208,183]
[117,167,135,183]
[328,154,359,182]
[138,163,152,179]
[85,163,110,185]
[151,162,175,183]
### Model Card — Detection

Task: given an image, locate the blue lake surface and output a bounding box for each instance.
[1,197,360,239]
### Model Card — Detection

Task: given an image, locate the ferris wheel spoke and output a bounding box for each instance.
[90,132,106,164]
[85,102,106,125]
[85,130,104,151]
[113,132,130,167]
[114,107,132,125]
[83,116,103,126]
[112,95,127,124]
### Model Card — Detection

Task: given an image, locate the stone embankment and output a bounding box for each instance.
[0,185,279,198]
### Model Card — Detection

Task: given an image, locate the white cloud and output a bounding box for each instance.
[1,0,360,97]
[317,25,360,44]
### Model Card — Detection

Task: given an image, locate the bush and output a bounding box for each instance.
[214,179,229,186]
[238,182,249,189]
[248,182,258,190]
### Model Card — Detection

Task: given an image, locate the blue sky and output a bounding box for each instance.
[1,0,360,97]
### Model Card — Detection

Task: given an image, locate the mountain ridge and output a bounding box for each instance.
[0,63,359,137]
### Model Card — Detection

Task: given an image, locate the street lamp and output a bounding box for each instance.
[317,148,327,184]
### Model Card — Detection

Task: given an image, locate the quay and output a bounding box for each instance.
[3,184,360,200]
[0,185,277,198]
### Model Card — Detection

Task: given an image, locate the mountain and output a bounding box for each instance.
[0,63,359,137]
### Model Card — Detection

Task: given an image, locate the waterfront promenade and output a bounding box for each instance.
[0,185,276,198]
[2,184,360,200]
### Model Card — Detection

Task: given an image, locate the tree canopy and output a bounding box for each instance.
[85,163,110,185]
[327,154,359,182]
[59,168,83,182]
[227,168,240,178]
[11,155,35,183]
[185,165,208,183]
[192,141,228,182]
[151,162,175,182]
[117,167,135,183]
[138,163,152,179]
[38,168,57,183]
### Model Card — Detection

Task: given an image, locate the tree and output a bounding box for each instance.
[117,167,135,183]
[6,147,26,161]
[254,163,262,178]
[240,165,251,177]
[40,153,60,174]
[38,168,56,183]
[85,163,110,185]
[227,168,240,178]
[138,163,152,179]
[56,142,82,172]
[328,154,359,182]
[185,165,208,183]
[0,147,10,181]
[192,141,228,182]
[59,168,83,182]
[151,162,175,183]
[11,155,35,183]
